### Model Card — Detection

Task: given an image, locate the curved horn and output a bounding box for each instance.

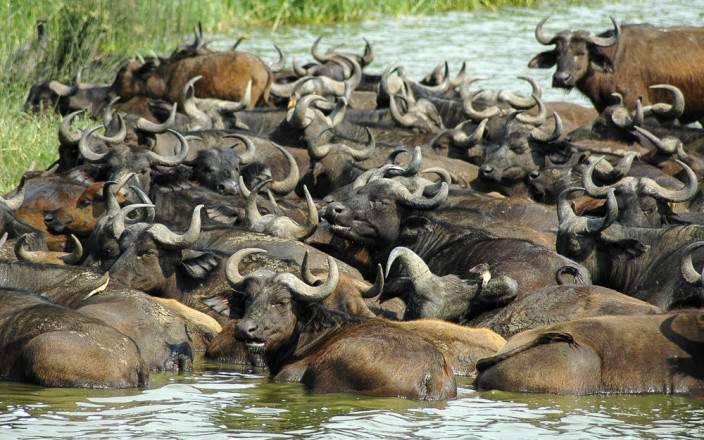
[14,234,35,262]
[102,172,135,218]
[292,57,311,77]
[388,93,417,127]
[516,94,547,125]
[136,102,177,133]
[586,16,620,47]
[398,146,423,177]
[308,128,375,161]
[285,93,324,128]
[78,126,110,162]
[385,247,433,289]
[60,234,83,264]
[643,84,685,120]
[58,110,84,146]
[269,143,300,195]
[530,112,563,142]
[451,118,488,149]
[594,151,637,182]
[311,35,335,63]
[640,159,698,203]
[498,76,543,109]
[181,76,212,130]
[225,248,267,286]
[534,16,556,45]
[634,126,686,158]
[301,250,321,285]
[129,185,156,223]
[558,187,618,233]
[241,177,268,227]
[462,86,499,121]
[270,45,286,72]
[224,133,257,165]
[351,164,405,189]
[277,255,339,302]
[148,204,203,248]
[292,185,318,240]
[361,264,385,298]
[112,203,154,239]
[0,177,26,211]
[271,75,312,98]
[556,187,580,226]
[0,232,7,249]
[389,178,448,210]
[146,129,190,166]
[48,80,76,97]
[449,61,468,89]
[681,241,704,285]
[92,113,126,144]
[583,156,618,197]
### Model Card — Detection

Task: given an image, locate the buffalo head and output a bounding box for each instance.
[228,248,339,354]
[528,17,620,89]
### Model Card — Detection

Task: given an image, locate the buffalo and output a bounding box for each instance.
[529,17,704,123]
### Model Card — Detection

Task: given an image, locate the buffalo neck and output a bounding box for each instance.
[265,303,364,375]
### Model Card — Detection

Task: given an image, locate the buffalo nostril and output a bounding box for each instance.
[217,184,226,193]
[529,170,540,180]
[480,165,494,175]
[554,72,572,84]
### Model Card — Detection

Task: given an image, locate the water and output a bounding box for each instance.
[2,362,703,439]
[4,1,704,438]
[210,0,704,106]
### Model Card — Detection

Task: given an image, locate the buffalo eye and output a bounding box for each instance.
[77,199,91,208]
[138,248,158,258]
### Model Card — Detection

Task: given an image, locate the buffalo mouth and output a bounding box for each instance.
[328,219,379,244]
[244,339,266,354]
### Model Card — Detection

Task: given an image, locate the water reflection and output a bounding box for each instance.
[2,366,704,438]
[5,0,704,437]
[216,0,704,106]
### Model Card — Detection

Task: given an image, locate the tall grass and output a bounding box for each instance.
[0,0,548,192]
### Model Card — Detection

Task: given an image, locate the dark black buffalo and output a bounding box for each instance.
[320,176,590,295]
[557,187,704,309]
[227,248,457,399]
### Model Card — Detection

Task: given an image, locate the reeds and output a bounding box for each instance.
[0,0,546,192]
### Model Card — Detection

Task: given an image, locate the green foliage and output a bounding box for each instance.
[0,0,550,192]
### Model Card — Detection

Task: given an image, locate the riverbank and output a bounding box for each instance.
[2,0,565,191]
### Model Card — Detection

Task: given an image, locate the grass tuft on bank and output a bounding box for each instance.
[1,0,549,192]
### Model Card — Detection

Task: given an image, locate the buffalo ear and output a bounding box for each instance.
[589,51,614,73]
[180,250,220,279]
[202,294,230,317]
[528,50,557,69]
[602,235,649,258]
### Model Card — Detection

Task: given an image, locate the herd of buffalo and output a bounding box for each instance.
[4,16,704,399]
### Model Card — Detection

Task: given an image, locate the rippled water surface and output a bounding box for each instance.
[4,1,704,438]
[2,362,704,439]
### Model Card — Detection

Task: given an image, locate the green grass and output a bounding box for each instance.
[0,0,549,193]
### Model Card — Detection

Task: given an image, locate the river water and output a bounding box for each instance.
[3,1,704,438]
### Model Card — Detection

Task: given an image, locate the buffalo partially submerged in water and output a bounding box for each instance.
[476,312,704,394]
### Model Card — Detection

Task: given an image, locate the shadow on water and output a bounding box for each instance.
[5,0,704,437]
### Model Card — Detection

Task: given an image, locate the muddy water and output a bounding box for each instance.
[3,1,704,438]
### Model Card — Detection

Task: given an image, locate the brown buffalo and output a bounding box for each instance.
[0,289,147,388]
[476,312,704,394]
[529,17,704,123]
[228,248,457,400]
[112,52,273,106]
[471,284,661,338]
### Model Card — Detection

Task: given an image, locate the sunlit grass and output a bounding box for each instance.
[0,0,558,192]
